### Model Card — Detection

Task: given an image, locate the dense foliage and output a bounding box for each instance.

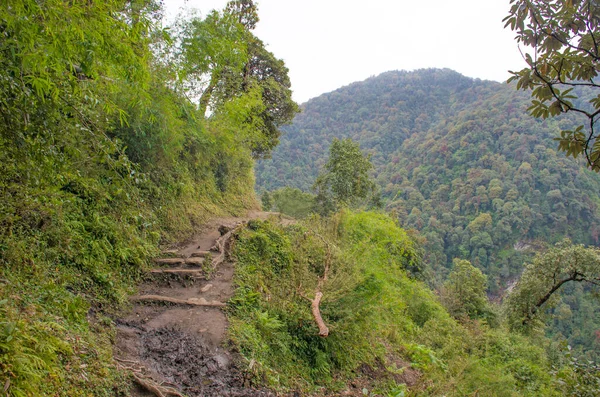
[256,69,600,358]
[229,212,568,396]
[312,138,379,215]
[440,258,491,321]
[261,187,316,218]
[506,240,600,334]
[176,0,298,158]
[505,0,600,170]
[0,1,296,395]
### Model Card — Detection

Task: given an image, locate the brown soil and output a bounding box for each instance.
[114,211,286,397]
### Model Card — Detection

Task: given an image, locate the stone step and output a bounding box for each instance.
[184,257,205,265]
[153,257,184,265]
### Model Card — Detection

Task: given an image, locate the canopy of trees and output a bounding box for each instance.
[441,258,489,320]
[177,1,298,158]
[261,186,315,218]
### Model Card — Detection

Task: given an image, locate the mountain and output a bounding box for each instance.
[256,69,600,356]
[257,68,489,192]
[258,68,600,280]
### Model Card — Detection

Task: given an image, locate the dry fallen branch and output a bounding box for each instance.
[307,291,329,337]
[132,294,225,307]
[298,231,333,337]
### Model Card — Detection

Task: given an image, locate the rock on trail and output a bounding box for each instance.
[114,212,283,397]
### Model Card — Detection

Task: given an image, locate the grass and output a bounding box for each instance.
[227,211,565,396]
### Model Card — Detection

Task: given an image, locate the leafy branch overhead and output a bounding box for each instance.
[505,0,600,170]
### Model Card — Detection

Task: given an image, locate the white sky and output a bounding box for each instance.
[165,0,526,103]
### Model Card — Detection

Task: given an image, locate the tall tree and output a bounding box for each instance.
[178,0,298,158]
[313,138,378,215]
[441,258,489,320]
[226,0,259,30]
[505,0,600,170]
[178,8,248,115]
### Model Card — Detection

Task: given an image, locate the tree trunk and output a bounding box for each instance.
[198,70,220,116]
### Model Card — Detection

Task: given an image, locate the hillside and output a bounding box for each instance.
[256,68,600,357]
[226,212,566,397]
[258,69,490,191]
[257,69,600,280]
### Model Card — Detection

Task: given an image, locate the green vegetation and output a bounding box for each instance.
[505,240,600,333]
[440,258,491,321]
[0,1,296,395]
[256,68,600,359]
[313,138,379,215]
[505,0,600,170]
[177,0,298,158]
[261,187,316,218]
[229,212,571,396]
[260,138,379,218]
[1,1,599,395]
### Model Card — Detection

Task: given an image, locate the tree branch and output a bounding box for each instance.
[522,275,576,326]
[311,292,329,337]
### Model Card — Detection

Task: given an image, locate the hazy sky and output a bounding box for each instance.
[165,0,526,103]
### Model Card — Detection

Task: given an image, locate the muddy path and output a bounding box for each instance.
[114,211,284,397]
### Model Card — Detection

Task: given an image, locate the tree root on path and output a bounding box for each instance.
[131,294,226,307]
[210,222,247,267]
[116,358,184,397]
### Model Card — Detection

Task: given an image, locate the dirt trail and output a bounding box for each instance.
[115,211,284,397]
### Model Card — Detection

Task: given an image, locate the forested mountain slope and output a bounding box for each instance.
[258,69,489,191]
[257,68,600,291]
